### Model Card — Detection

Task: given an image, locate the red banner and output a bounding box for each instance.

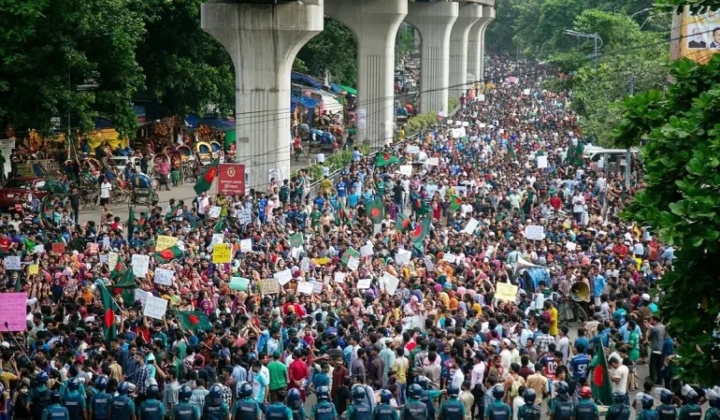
[218,164,246,196]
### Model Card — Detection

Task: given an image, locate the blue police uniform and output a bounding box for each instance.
[373,404,398,420]
[109,395,135,420]
[401,399,428,420]
[485,400,511,420]
[440,398,465,420]
[346,403,372,420]
[266,402,293,420]
[89,392,111,420]
[62,390,86,419]
[311,401,338,420]
[138,398,166,420]
[606,403,631,420]
[574,399,599,420]
[232,398,260,420]
[172,403,200,420]
[518,404,541,420]
[41,404,69,420]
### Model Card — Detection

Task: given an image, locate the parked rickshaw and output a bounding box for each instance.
[163,145,177,155]
[130,173,159,205]
[82,157,104,178]
[196,142,213,165]
[210,141,222,159]
[177,145,194,162]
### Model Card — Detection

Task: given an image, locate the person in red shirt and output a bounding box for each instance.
[282,295,306,317]
[0,234,11,252]
[611,238,629,258]
[289,349,309,401]
[549,193,563,213]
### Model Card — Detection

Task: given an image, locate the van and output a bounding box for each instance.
[583,146,638,170]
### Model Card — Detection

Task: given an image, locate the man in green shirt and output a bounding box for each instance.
[310,205,322,229]
[268,351,289,403]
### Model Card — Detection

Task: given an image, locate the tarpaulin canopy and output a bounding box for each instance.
[291,95,320,112]
[336,84,357,95]
[292,72,322,89]
[184,114,235,131]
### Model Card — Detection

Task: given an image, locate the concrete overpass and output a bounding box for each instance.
[201,0,495,190]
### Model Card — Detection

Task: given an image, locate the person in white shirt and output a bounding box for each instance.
[470,354,486,390]
[451,357,465,390]
[512,387,526,420]
[609,357,629,395]
[100,180,112,206]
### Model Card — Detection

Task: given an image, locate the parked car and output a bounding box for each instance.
[0,177,48,209]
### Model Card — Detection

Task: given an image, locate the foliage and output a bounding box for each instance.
[296,18,358,87]
[293,58,309,73]
[136,0,235,117]
[448,97,460,113]
[404,112,439,136]
[396,23,417,60]
[0,0,146,137]
[613,55,720,385]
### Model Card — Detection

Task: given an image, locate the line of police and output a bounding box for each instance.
[25,367,720,420]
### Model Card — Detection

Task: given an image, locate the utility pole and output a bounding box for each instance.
[626,74,634,189]
[563,30,603,72]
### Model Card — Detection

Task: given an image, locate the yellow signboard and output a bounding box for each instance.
[156,235,178,251]
[495,282,518,302]
[212,244,232,264]
[679,6,720,64]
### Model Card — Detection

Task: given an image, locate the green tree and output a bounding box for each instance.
[136,0,235,117]
[296,18,357,87]
[0,0,146,136]
[613,55,720,385]
[396,23,417,59]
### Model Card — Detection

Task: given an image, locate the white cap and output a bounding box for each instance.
[642,293,651,301]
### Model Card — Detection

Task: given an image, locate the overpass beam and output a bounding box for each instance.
[201,1,323,190]
[468,6,495,85]
[449,3,482,99]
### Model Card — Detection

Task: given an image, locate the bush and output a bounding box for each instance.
[448,96,460,112]
[405,111,438,136]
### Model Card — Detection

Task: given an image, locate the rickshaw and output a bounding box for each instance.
[153,153,172,190]
[297,124,310,141]
[163,145,177,155]
[196,142,213,165]
[177,145,194,162]
[130,173,159,205]
[210,141,222,159]
[555,282,591,323]
[82,157,104,178]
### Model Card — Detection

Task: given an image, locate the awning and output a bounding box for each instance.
[291,71,322,89]
[337,84,357,95]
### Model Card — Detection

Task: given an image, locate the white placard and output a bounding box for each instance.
[357,279,372,289]
[211,234,224,246]
[399,165,413,177]
[382,272,400,295]
[3,256,20,270]
[424,257,434,272]
[301,257,311,272]
[566,242,577,252]
[360,244,374,257]
[132,254,150,278]
[317,153,325,163]
[274,269,293,286]
[312,282,324,294]
[143,295,168,320]
[102,237,111,248]
[237,208,252,225]
[334,272,346,283]
[464,218,480,235]
[537,155,548,169]
[396,249,411,265]
[208,206,221,219]
[478,94,485,102]
[135,289,148,306]
[297,281,314,295]
[426,157,439,166]
[525,225,545,241]
[523,88,531,95]
[347,257,360,271]
[108,252,118,270]
[99,254,108,263]
[462,122,469,127]
[154,268,174,286]
[443,253,456,264]
[240,239,252,252]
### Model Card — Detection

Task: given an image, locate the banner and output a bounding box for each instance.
[0,293,27,331]
[677,6,720,64]
[156,235,178,251]
[218,164,246,196]
[212,244,232,263]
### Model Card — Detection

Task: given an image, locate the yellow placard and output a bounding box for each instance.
[212,244,232,263]
[495,282,518,302]
[28,264,39,275]
[156,235,178,251]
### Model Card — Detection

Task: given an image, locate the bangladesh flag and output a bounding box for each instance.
[99,283,120,344]
[214,218,225,233]
[110,259,126,281]
[289,233,304,248]
[153,246,184,263]
[396,213,412,233]
[177,310,212,332]
[127,206,135,244]
[411,216,431,249]
[334,206,352,227]
[590,340,614,405]
[367,200,385,224]
[164,204,180,221]
[194,158,220,195]
[449,195,463,211]
[341,247,360,266]
[375,153,399,168]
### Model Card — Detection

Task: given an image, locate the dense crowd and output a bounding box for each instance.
[0,56,714,420]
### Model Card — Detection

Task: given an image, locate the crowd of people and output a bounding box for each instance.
[0,56,713,420]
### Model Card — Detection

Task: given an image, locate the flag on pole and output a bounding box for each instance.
[411,216,431,249]
[194,158,220,195]
[450,195,463,211]
[590,341,614,405]
[375,153,400,167]
[99,283,120,343]
[396,213,411,233]
[177,311,212,332]
[153,246,184,263]
[367,200,385,224]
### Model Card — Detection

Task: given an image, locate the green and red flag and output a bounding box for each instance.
[127,206,135,244]
[396,213,412,233]
[590,340,614,405]
[177,310,212,332]
[214,218,225,233]
[194,158,220,195]
[153,246,184,263]
[411,216,431,249]
[289,233,304,248]
[334,206,352,226]
[367,200,385,224]
[164,203,181,221]
[375,153,399,168]
[449,195,463,211]
[99,283,120,343]
[341,247,361,266]
[110,259,126,280]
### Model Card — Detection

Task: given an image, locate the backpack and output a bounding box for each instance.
[509,375,522,399]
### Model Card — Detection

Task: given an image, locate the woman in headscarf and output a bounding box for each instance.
[403,294,424,331]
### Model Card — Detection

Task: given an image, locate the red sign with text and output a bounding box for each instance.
[218,164,246,196]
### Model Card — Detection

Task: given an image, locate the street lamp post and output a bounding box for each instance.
[563,30,603,72]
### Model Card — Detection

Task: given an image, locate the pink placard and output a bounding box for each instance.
[0,293,27,332]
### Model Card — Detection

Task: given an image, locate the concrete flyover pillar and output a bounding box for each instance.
[201,0,323,190]
[325,0,407,148]
[449,3,481,99]
[468,5,495,85]
[405,1,458,116]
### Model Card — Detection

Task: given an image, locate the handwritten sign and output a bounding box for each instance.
[156,235,178,251]
[52,243,66,254]
[297,282,314,295]
[426,157,439,166]
[381,272,400,295]
[524,225,545,241]
[212,244,232,263]
[347,257,360,271]
[135,289,148,306]
[260,278,280,294]
[566,242,577,252]
[211,234,224,246]
[312,282,324,294]
[3,256,20,271]
[443,253,456,264]
[154,268,174,286]
[0,293,27,331]
[132,254,150,278]
[143,295,168,320]
[463,218,479,235]
[495,282,518,302]
[240,239,252,253]
[208,206,221,219]
[237,208,252,225]
[301,257,310,272]
[360,244,374,257]
[334,272,346,284]
[356,279,372,289]
[108,252,118,270]
[230,277,250,291]
[274,269,293,286]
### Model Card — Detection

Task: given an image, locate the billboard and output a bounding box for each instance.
[678,7,720,64]
[218,164,246,196]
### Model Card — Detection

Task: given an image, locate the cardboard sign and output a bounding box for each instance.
[108,252,118,270]
[347,257,360,271]
[212,244,232,263]
[240,239,252,253]
[463,218,479,235]
[156,235,178,251]
[132,254,150,278]
[537,155,548,169]
[230,277,250,291]
[525,225,545,241]
[0,293,28,331]
[208,206,221,219]
[399,165,413,176]
[334,272,346,283]
[495,282,518,302]
[154,268,174,286]
[4,256,21,271]
[28,264,39,275]
[381,272,400,295]
[144,295,168,320]
[87,243,99,255]
[260,278,280,294]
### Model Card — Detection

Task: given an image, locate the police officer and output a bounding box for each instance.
[550,381,574,420]
[373,390,398,420]
[89,376,111,420]
[288,388,307,420]
[30,371,53,420]
[310,386,339,420]
[138,384,166,420]
[416,376,444,420]
[638,394,658,420]
[174,385,201,420]
[606,391,631,420]
[574,387,599,420]
[679,387,703,420]
[232,382,260,420]
[266,390,293,420]
[203,384,230,420]
[63,377,87,420]
[705,388,720,420]
[108,381,136,420]
[439,385,465,420]
[41,392,69,420]
[485,385,511,420]
[517,389,541,420]
[345,386,372,420]
[656,389,678,420]
[401,384,428,420]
